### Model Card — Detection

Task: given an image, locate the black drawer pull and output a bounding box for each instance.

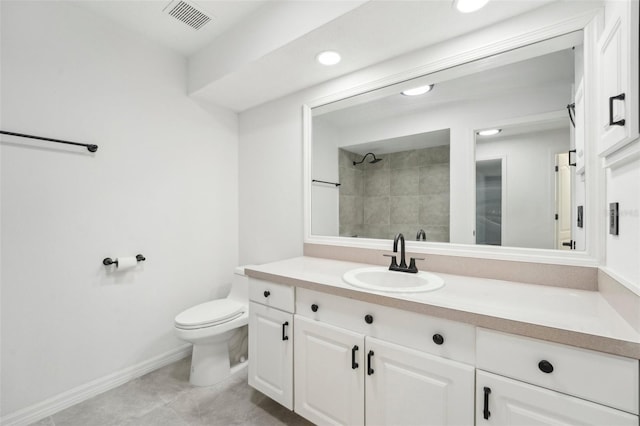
[351,345,359,369]
[483,387,491,419]
[311,304,319,312]
[367,350,374,375]
[263,290,270,298]
[538,360,554,374]
[364,314,374,324]
[282,321,289,341]
[609,93,626,126]
[432,334,444,345]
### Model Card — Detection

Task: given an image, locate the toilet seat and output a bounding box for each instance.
[175,299,244,330]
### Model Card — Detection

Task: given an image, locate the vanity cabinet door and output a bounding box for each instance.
[476,370,639,426]
[597,0,640,156]
[248,302,293,409]
[365,336,474,426]
[294,315,365,426]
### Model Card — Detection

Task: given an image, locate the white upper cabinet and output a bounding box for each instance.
[597,0,640,156]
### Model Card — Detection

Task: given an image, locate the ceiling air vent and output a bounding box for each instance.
[163,0,212,30]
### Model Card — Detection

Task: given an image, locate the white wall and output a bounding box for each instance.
[606,158,640,288]
[1,1,238,418]
[311,117,339,236]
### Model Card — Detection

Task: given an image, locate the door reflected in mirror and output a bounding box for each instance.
[474,116,580,250]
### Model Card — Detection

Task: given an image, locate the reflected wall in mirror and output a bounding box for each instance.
[475,115,583,250]
[310,33,585,251]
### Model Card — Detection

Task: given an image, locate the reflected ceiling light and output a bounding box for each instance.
[477,129,502,136]
[316,51,341,66]
[401,84,434,96]
[454,0,490,13]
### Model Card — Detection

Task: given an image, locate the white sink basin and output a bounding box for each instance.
[343,266,445,293]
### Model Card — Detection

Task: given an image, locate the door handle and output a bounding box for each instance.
[609,93,626,126]
[351,345,359,369]
[281,321,289,341]
[367,350,374,375]
[483,386,491,420]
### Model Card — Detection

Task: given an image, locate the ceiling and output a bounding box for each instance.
[74,0,564,112]
[74,1,272,56]
[315,49,575,129]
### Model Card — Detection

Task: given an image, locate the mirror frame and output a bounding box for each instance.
[303,8,604,267]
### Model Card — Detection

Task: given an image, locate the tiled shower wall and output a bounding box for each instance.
[339,145,450,241]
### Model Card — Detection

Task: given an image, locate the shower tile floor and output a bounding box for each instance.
[30,357,312,426]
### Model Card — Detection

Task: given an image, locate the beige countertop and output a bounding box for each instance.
[246,256,640,359]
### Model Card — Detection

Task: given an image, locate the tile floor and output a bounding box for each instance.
[30,357,312,426]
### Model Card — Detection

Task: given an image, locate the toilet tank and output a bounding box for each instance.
[227,266,249,303]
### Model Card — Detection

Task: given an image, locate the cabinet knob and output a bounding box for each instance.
[263,290,270,298]
[311,304,319,312]
[538,360,554,374]
[432,334,444,345]
[364,314,374,324]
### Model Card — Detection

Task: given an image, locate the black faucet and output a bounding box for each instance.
[393,233,408,270]
[416,229,426,241]
[385,233,424,273]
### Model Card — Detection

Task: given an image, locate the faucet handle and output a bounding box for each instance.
[407,257,425,273]
[383,254,399,270]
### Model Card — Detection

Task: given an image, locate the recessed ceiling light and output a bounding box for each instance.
[317,51,341,66]
[477,129,502,136]
[401,84,434,96]
[454,0,490,13]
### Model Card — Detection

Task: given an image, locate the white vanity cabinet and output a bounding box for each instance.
[294,288,475,426]
[294,315,365,425]
[597,0,640,156]
[247,279,295,409]
[476,371,638,426]
[476,328,640,425]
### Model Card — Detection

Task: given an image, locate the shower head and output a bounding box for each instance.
[353,152,383,166]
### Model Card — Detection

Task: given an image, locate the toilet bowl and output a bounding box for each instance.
[174,266,249,386]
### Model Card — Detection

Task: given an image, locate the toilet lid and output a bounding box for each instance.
[175,299,244,329]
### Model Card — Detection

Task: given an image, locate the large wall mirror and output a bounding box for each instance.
[308,30,592,254]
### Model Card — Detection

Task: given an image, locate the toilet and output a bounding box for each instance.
[174,266,249,386]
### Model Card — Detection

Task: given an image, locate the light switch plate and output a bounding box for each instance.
[609,202,619,235]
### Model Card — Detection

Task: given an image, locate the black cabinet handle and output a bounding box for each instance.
[538,360,554,374]
[367,350,374,375]
[351,345,359,369]
[281,321,289,341]
[609,93,626,126]
[364,314,374,324]
[483,387,491,420]
[311,304,319,312]
[264,290,270,298]
[432,334,444,345]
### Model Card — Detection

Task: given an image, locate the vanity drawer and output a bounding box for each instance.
[296,288,475,364]
[249,278,295,313]
[476,328,639,414]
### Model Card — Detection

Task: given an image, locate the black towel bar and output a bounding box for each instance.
[1,130,98,152]
[312,179,341,187]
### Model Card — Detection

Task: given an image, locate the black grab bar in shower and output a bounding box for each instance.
[0,130,98,152]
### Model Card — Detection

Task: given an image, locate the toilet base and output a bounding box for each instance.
[189,339,231,387]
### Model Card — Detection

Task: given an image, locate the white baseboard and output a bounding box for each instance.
[1,344,192,426]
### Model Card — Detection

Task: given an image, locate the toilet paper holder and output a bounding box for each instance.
[102,254,146,266]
